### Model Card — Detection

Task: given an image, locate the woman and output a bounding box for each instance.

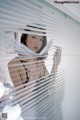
[8,32,61,119]
[8,33,48,89]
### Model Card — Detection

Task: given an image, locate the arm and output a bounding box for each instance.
[8,61,23,90]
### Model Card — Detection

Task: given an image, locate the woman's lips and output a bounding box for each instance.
[33,47,38,50]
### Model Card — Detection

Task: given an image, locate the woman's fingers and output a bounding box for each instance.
[54,48,62,66]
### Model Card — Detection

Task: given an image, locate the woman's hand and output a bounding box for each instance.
[53,48,62,67]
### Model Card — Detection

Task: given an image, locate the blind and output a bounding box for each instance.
[0,0,80,120]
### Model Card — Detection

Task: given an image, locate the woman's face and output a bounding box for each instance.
[26,34,43,52]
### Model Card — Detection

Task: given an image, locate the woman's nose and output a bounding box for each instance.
[34,39,38,46]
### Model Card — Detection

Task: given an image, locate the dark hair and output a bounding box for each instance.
[20,33,47,53]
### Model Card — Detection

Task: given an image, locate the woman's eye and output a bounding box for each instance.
[32,36,36,38]
[40,39,43,41]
